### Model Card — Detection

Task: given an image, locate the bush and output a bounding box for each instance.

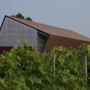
[88,45,90,88]
[0,42,89,90]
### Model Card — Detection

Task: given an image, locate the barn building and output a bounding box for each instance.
[0,15,90,53]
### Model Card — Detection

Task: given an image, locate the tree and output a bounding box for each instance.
[26,17,32,21]
[12,13,32,21]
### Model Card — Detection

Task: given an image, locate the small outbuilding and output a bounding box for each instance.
[0,15,90,53]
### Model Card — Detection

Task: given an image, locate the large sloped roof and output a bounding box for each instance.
[0,15,90,51]
[4,15,90,42]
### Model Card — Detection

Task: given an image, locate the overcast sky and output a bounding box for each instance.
[0,0,90,37]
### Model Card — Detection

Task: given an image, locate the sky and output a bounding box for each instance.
[0,0,90,37]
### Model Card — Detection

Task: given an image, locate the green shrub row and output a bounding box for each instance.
[0,42,89,90]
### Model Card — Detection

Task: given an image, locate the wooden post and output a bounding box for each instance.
[82,52,87,74]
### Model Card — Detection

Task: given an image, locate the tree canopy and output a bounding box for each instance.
[12,13,32,21]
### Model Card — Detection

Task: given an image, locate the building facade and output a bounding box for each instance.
[0,16,90,53]
[0,16,48,53]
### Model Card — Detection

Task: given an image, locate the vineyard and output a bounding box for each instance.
[0,42,90,90]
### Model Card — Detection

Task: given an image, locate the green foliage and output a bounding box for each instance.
[0,43,89,90]
[88,45,90,88]
[26,17,32,21]
[12,13,32,21]
[12,13,24,19]
[88,45,90,70]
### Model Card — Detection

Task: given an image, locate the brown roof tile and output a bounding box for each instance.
[6,16,90,42]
